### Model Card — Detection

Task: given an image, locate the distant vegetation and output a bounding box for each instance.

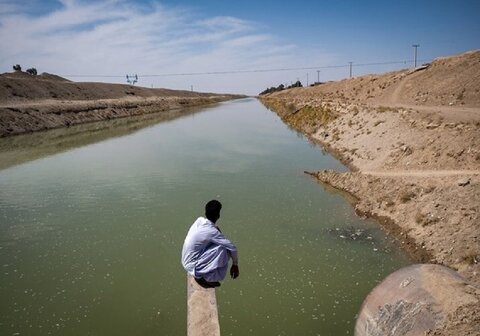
[26,68,38,75]
[12,64,38,75]
[259,80,303,95]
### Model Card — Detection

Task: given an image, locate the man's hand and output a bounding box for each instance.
[230,264,239,279]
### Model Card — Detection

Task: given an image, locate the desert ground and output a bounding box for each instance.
[261,50,480,335]
[0,71,241,137]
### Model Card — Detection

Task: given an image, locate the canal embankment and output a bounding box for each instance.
[260,50,480,335]
[0,71,244,137]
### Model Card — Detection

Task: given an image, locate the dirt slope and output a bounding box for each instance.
[260,50,480,335]
[266,50,480,108]
[0,72,215,102]
[0,72,242,137]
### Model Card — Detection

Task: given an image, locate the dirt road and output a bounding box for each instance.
[363,170,480,177]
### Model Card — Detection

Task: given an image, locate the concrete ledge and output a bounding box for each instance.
[187,275,221,336]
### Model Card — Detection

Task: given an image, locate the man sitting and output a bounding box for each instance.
[181,200,239,288]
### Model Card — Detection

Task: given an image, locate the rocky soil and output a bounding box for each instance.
[260,50,480,335]
[0,71,242,137]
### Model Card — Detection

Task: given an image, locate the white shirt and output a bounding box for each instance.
[181,217,238,276]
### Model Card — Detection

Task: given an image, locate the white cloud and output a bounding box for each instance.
[0,0,333,94]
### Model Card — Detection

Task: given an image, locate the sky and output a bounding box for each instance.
[1,0,479,95]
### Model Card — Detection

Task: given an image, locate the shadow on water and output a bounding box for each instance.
[0,104,216,170]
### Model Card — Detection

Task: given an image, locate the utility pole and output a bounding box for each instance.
[349,62,353,78]
[317,70,320,83]
[191,85,193,92]
[306,73,309,86]
[412,44,420,68]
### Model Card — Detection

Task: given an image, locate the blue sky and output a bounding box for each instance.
[1,0,479,94]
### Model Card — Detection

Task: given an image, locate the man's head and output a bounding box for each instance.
[205,200,222,223]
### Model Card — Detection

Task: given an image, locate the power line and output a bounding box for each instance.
[62,59,431,78]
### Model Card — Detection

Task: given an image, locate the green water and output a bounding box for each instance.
[0,98,411,335]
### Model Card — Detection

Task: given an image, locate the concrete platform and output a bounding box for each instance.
[187,275,221,336]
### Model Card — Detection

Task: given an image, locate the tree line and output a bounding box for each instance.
[259,80,303,95]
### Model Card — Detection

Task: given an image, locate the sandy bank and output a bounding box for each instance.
[260,50,480,335]
[0,71,243,137]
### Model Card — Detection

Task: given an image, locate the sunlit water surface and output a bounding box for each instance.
[0,98,411,335]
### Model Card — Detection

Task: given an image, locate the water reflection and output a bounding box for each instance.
[0,104,214,170]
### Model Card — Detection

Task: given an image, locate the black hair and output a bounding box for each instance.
[205,200,222,220]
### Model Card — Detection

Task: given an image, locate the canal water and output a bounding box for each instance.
[0,98,411,335]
